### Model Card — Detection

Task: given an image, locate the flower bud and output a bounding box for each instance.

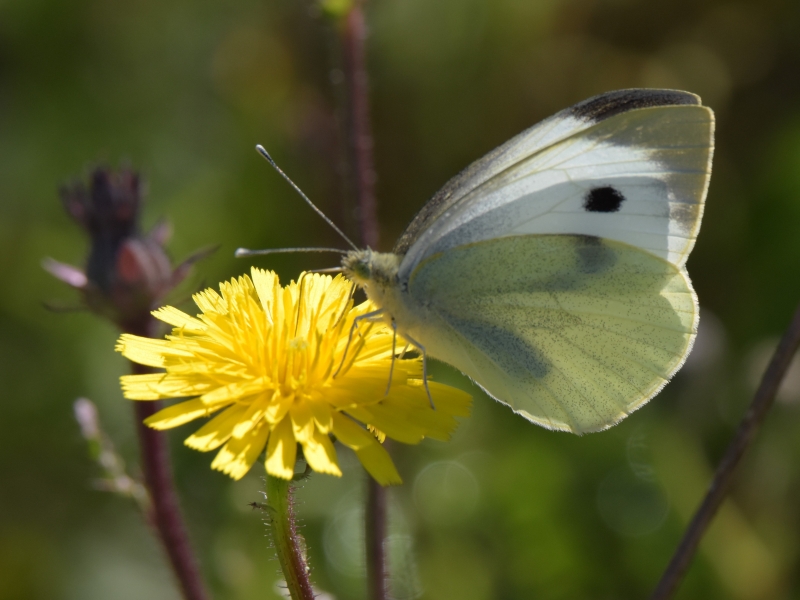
[45,166,214,332]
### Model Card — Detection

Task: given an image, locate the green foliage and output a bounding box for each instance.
[3,0,800,599]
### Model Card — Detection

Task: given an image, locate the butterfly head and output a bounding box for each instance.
[342,249,401,298]
[341,249,373,284]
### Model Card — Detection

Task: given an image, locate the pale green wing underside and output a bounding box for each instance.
[407,234,697,434]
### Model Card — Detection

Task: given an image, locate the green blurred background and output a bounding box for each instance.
[3,0,800,598]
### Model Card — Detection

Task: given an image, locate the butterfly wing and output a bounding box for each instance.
[406,234,696,433]
[389,89,713,433]
[396,89,714,277]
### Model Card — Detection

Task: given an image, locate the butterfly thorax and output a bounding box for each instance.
[342,249,419,327]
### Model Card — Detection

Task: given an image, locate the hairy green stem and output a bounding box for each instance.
[265,474,315,600]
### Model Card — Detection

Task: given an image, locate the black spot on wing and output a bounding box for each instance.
[584,186,625,213]
[570,89,700,123]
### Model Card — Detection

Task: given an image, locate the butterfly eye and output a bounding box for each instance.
[353,259,371,280]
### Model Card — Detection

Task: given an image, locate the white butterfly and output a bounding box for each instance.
[340,89,714,434]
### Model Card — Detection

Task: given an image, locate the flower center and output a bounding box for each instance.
[280,335,314,395]
[288,337,308,352]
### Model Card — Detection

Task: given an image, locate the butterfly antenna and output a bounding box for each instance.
[235,247,347,258]
[256,145,359,250]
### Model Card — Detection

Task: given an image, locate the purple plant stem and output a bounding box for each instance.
[365,476,389,600]
[343,0,380,250]
[651,301,800,600]
[340,3,389,599]
[129,319,210,600]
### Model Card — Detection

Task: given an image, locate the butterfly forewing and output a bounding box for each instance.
[393,90,704,257]
[397,91,713,280]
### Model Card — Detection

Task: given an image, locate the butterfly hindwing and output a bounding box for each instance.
[406,234,697,433]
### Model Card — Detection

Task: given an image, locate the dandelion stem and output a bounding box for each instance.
[265,474,315,600]
[132,362,210,600]
[651,300,800,600]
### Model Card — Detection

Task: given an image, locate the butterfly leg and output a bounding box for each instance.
[398,342,409,360]
[401,332,435,410]
[333,308,385,378]
[383,319,398,397]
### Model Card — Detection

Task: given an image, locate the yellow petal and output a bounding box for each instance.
[144,398,226,430]
[264,391,293,425]
[165,361,246,380]
[367,425,386,444]
[199,379,265,404]
[116,334,194,368]
[266,416,297,479]
[193,287,227,314]
[185,404,249,451]
[301,429,341,477]
[344,404,425,444]
[289,400,315,443]
[386,383,471,441]
[349,382,472,443]
[230,395,269,439]
[323,379,386,410]
[211,421,270,480]
[312,275,350,331]
[308,396,333,434]
[332,412,400,485]
[152,306,206,332]
[423,381,472,417]
[121,373,215,400]
[251,268,279,319]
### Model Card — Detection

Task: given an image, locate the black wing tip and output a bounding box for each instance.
[570,89,702,123]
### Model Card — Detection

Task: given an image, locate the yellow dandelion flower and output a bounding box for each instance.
[116,268,471,485]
